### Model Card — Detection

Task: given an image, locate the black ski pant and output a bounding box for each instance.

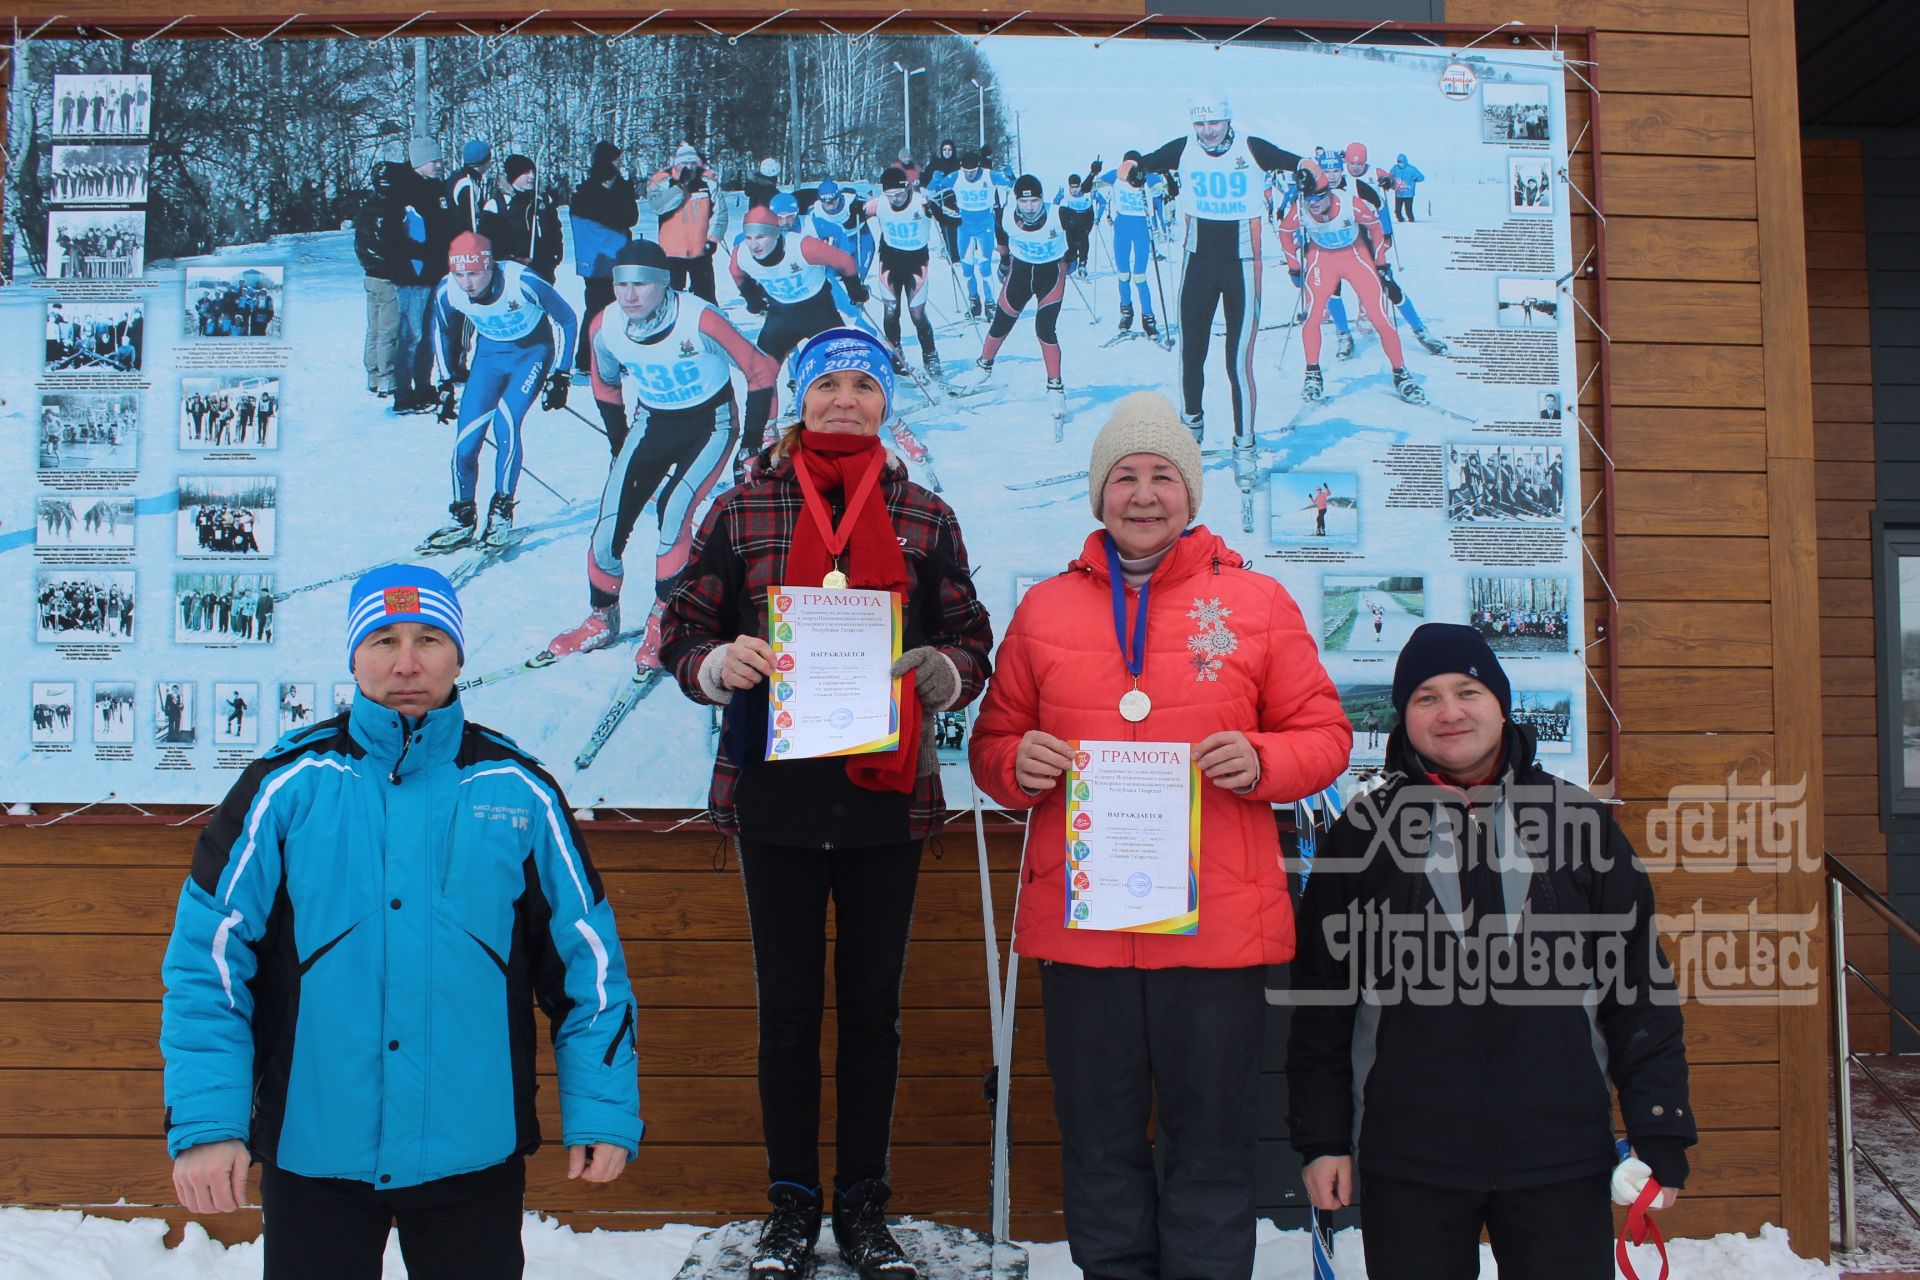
[1395,195,1415,222]
[756,291,845,377]
[587,387,736,610]
[1041,961,1264,1280]
[1176,250,1259,442]
[738,837,923,1192]
[669,252,717,303]
[1358,1170,1614,1280]
[259,1156,525,1280]
[1060,208,1094,272]
[575,276,615,372]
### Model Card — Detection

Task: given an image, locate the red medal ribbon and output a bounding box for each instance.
[792,445,887,575]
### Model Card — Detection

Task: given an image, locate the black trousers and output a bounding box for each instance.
[1177,250,1257,439]
[575,275,615,371]
[259,1157,525,1280]
[669,253,718,303]
[1359,1170,1614,1280]
[738,837,923,1190]
[1041,961,1264,1280]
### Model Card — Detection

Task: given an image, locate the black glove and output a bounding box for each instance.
[541,371,570,411]
[704,239,718,257]
[597,397,629,456]
[740,278,769,314]
[843,277,869,307]
[435,379,459,423]
[1288,269,1304,290]
[1377,264,1403,305]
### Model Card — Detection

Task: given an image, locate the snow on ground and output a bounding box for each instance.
[1832,1056,1920,1272]
[0,1208,1849,1279]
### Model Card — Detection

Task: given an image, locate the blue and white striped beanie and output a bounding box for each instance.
[346,564,465,670]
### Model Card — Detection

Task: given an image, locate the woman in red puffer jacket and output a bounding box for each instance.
[970,389,1350,1280]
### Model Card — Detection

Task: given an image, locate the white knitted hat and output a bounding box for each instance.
[1088,390,1203,518]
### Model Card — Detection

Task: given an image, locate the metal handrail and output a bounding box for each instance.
[1828,853,1920,953]
[1827,851,1920,1253]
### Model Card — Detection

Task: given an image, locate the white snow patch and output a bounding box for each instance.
[0,1207,1848,1279]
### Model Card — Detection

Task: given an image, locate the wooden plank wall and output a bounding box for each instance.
[0,0,1831,1259]
[1803,134,1889,1052]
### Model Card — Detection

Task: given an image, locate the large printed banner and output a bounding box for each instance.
[3,32,1581,805]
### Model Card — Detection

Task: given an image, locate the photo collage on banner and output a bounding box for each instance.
[0,34,1583,803]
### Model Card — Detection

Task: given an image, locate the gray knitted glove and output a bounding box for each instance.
[892,646,959,777]
[891,646,959,710]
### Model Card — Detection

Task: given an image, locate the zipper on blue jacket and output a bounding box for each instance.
[388,714,418,784]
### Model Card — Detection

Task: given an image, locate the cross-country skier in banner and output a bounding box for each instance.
[544,239,777,672]
[1315,142,1449,360]
[729,204,869,391]
[420,231,578,553]
[1132,95,1301,493]
[1053,173,1102,280]
[865,167,947,381]
[1279,159,1427,406]
[799,181,883,340]
[1094,153,1170,341]
[924,150,1012,320]
[974,175,1070,427]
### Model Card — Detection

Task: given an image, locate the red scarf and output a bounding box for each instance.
[786,429,921,794]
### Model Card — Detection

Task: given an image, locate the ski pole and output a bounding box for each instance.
[476,433,572,506]
[560,402,609,440]
[1147,237,1176,347]
[933,222,985,342]
[1065,267,1102,325]
[855,300,943,411]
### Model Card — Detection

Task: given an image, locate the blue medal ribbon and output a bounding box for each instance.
[1104,534,1150,681]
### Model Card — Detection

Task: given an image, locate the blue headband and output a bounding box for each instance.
[347,564,465,670]
[790,327,894,420]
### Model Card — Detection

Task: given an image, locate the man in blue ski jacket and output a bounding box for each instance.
[161,564,641,1280]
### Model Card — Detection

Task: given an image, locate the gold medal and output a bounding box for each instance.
[822,569,849,589]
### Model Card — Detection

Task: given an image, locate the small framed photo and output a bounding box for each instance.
[30,682,77,744]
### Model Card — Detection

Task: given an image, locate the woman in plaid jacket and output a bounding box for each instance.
[660,328,992,1279]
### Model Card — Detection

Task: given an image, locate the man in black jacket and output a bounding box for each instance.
[391,139,456,413]
[568,141,639,378]
[1287,623,1693,1280]
[481,154,565,283]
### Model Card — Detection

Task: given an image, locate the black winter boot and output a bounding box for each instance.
[751,1181,821,1277]
[831,1178,916,1277]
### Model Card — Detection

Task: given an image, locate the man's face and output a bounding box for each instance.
[614,279,665,316]
[1193,117,1230,148]
[745,227,780,258]
[886,187,911,210]
[415,160,443,180]
[1345,158,1367,178]
[450,262,493,298]
[818,191,843,215]
[1404,674,1505,782]
[353,622,460,718]
[511,170,535,192]
[1016,194,1043,219]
